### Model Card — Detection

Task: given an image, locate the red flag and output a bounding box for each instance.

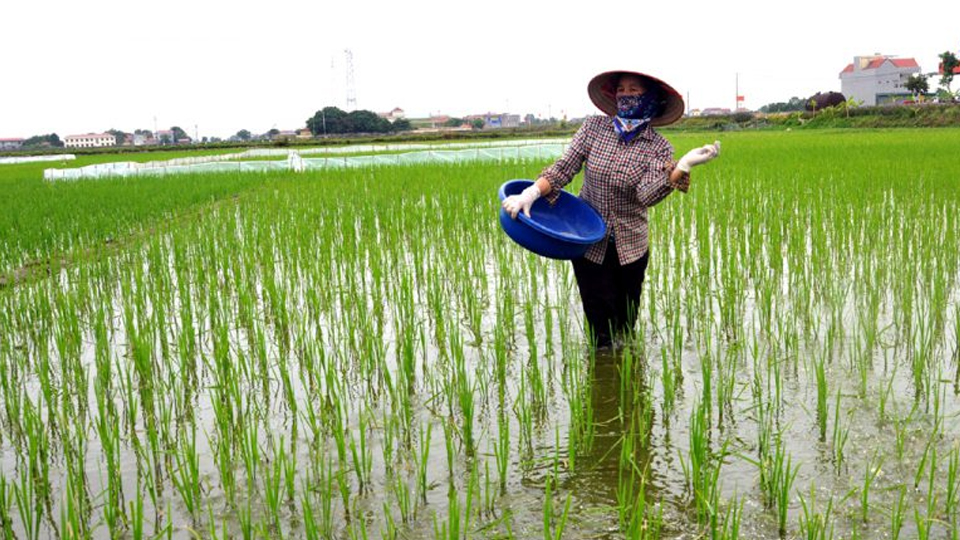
[736,95,745,102]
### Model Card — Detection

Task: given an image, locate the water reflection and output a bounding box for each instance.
[567,346,656,513]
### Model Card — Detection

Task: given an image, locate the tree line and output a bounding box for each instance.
[306,107,412,136]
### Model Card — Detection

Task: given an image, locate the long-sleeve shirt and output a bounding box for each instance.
[539,115,684,265]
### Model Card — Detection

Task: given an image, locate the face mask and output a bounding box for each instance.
[617,93,662,121]
[614,92,662,143]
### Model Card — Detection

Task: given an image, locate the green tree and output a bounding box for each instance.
[471,118,485,129]
[391,118,413,132]
[267,128,280,138]
[306,107,348,135]
[235,129,251,141]
[22,133,63,148]
[171,126,189,142]
[345,110,393,133]
[443,117,464,127]
[939,51,959,95]
[306,107,399,134]
[905,74,929,101]
[806,91,846,112]
[759,97,806,113]
[106,129,126,146]
[841,96,863,117]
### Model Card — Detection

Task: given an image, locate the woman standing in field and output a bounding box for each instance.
[503,70,721,349]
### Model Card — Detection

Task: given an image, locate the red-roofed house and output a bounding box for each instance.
[839,54,921,106]
[0,138,24,151]
[377,107,406,123]
[938,62,960,76]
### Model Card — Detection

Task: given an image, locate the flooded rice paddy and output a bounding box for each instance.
[1,130,960,539]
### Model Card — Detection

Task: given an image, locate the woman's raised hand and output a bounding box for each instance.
[502,184,542,219]
[677,141,721,173]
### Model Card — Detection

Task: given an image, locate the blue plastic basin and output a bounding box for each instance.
[498,179,607,260]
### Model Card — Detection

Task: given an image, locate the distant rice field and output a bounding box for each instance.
[1,129,960,539]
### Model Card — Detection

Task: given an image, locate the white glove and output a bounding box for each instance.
[502,184,541,219]
[677,141,721,173]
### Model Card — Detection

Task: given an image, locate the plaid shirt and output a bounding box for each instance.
[540,116,685,265]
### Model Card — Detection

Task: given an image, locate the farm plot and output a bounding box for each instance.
[1,129,960,539]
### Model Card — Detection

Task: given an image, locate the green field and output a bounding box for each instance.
[1,129,959,539]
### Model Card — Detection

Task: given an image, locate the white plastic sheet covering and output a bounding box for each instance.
[242,138,571,157]
[43,143,569,180]
[0,154,76,165]
[44,151,303,180]
[296,144,567,170]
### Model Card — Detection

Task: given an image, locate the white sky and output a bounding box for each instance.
[2,0,958,139]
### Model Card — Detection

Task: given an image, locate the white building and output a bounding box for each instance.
[0,138,24,151]
[378,107,406,123]
[839,55,920,106]
[64,133,115,148]
[467,113,521,129]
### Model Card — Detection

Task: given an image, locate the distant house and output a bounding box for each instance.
[297,128,313,139]
[938,59,960,76]
[0,138,24,151]
[132,134,160,146]
[700,108,732,116]
[466,113,521,129]
[378,107,406,123]
[429,115,450,128]
[269,130,297,142]
[64,133,115,148]
[839,54,920,106]
[153,130,191,144]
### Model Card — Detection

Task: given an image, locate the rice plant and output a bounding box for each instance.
[1,129,960,538]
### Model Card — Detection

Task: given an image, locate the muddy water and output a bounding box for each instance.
[2,274,959,539]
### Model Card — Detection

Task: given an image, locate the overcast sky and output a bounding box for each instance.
[3,0,958,139]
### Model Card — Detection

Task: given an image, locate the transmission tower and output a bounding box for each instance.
[344,49,357,111]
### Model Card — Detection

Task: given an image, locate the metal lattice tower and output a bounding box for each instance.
[344,49,357,111]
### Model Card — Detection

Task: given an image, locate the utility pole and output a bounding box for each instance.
[344,49,357,111]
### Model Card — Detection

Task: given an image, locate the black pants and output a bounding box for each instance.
[571,239,649,347]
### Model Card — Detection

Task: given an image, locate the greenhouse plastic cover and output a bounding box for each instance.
[43,142,569,181]
[1,154,76,165]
